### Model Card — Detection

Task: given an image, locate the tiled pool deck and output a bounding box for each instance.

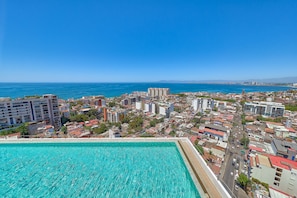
[0,137,231,198]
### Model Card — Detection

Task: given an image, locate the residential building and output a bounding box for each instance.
[192,98,214,112]
[0,94,61,130]
[244,101,285,117]
[106,109,126,123]
[250,154,297,197]
[199,124,229,142]
[144,102,156,114]
[135,101,143,110]
[148,88,170,97]
[158,103,174,118]
[271,139,297,161]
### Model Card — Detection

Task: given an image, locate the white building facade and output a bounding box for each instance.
[250,154,297,196]
[244,101,285,117]
[158,103,174,118]
[192,98,214,112]
[148,88,170,97]
[0,94,61,130]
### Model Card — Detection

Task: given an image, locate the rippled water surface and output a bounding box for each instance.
[0,82,292,99]
[0,142,200,198]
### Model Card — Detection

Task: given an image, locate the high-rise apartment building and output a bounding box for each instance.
[0,94,61,130]
[192,98,214,112]
[148,88,170,97]
[106,109,126,123]
[158,102,174,118]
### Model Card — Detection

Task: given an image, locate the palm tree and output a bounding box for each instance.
[237,173,251,192]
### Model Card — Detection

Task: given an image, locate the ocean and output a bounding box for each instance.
[0,82,293,100]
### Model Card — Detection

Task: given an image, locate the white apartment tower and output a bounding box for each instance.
[0,94,61,130]
[192,98,214,112]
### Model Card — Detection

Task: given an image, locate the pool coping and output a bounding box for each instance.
[0,137,231,198]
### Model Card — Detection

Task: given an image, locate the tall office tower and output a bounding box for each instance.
[0,94,61,130]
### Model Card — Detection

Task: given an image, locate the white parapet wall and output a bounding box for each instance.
[184,138,232,198]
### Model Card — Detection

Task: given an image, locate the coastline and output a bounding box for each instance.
[0,82,294,100]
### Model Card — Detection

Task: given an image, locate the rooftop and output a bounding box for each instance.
[272,139,297,153]
[204,124,228,132]
[269,155,297,170]
[202,128,225,137]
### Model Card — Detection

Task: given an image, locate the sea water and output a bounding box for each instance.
[0,82,292,99]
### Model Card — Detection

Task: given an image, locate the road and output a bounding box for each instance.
[222,151,235,190]
[221,102,249,198]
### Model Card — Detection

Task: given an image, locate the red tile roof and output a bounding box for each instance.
[269,155,297,170]
[190,136,198,143]
[287,127,296,133]
[203,128,225,137]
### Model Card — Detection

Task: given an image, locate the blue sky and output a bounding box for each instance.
[1,0,297,82]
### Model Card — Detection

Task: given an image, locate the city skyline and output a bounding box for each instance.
[1,0,297,82]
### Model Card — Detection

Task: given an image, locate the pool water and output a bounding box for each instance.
[0,142,201,197]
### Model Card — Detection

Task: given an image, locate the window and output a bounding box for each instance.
[276,172,282,177]
[274,177,280,182]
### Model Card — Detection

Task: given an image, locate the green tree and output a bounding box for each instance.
[61,116,70,125]
[61,126,67,134]
[70,114,88,122]
[174,107,182,113]
[150,119,157,127]
[86,109,100,119]
[285,104,297,111]
[192,118,200,125]
[177,93,186,97]
[128,116,143,132]
[237,173,250,192]
[108,101,116,107]
[19,123,29,136]
[240,135,250,149]
[194,144,204,155]
[94,123,108,134]
[121,115,131,124]
[169,130,176,137]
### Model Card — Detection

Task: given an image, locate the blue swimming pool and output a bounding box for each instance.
[0,142,201,197]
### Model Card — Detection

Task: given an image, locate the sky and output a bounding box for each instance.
[0,0,297,82]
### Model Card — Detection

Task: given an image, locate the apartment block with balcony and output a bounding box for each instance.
[244,101,285,117]
[148,88,170,98]
[0,94,61,130]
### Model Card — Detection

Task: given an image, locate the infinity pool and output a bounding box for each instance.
[0,142,201,197]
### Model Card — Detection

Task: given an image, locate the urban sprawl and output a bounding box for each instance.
[1,88,297,197]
